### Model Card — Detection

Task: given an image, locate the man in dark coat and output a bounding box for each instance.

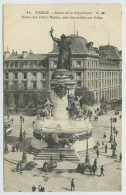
[16,144,19,152]
[94,159,97,169]
[119,153,122,162]
[71,178,75,191]
[105,144,108,153]
[116,130,118,137]
[59,152,63,162]
[96,149,99,158]
[100,165,105,176]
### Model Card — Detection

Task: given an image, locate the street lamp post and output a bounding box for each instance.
[112,136,117,158]
[85,131,90,163]
[19,114,23,142]
[4,126,8,153]
[22,130,27,163]
[109,117,113,143]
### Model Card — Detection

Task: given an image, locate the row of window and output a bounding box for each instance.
[99,63,120,69]
[4,81,46,90]
[87,60,98,68]
[98,88,119,100]
[4,72,46,80]
[4,61,47,68]
[87,71,119,80]
[77,79,119,89]
[51,60,99,69]
[87,78,119,90]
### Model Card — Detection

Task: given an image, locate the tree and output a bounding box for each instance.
[75,87,95,106]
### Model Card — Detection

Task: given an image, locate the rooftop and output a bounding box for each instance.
[4,53,48,61]
[49,34,97,55]
[99,45,121,59]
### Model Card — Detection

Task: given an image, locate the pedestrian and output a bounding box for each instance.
[113,129,116,136]
[103,132,106,138]
[32,121,34,125]
[12,145,15,152]
[16,163,20,171]
[116,130,118,137]
[100,165,105,176]
[19,161,23,172]
[38,185,42,192]
[119,153,122,162]
[105,144,108,153]
[12,118,13,123]
[59,152,63,162]
[23,117,24,123]
[113,126,116,130]
[94,159,97,169]
[71,178,75,191]
[32,185,36,192]
[16,144,19,152]
[92,164,96,175]
[96,149,99,158]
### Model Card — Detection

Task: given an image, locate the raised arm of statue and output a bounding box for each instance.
[49,27,60,43]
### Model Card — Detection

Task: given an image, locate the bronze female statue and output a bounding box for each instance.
[49,27,71,69]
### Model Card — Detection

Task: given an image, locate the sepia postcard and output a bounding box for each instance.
[2,3,123,192]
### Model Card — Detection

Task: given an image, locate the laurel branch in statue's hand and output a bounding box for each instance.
[49,27,54,35]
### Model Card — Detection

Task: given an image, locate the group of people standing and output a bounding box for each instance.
[32,185,45,192]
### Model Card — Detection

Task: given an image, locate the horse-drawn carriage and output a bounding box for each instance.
[77,162,97,175]
[43,160,57,172]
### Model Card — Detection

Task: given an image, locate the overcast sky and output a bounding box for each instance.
[3,4,122,54]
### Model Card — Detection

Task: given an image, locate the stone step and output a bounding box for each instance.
[41,150,75,154]
[36,155,78,158]
[42,148,75,152]
[37,153,77,157]
[34,157,80,161]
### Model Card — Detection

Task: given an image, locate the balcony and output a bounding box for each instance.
[13,79,18,82]
[22,79,28,81]
[76,77,82,80]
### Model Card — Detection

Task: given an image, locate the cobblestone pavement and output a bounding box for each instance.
[4,110,122,192]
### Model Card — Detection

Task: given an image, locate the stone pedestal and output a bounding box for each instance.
[50,69,76,99]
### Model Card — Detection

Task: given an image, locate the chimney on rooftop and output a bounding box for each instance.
[12,49,14,55]
[22,51,28,58]
[3,47,10,59]
[29,49,33,54]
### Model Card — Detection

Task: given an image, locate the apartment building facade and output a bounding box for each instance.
[3,34,122,112]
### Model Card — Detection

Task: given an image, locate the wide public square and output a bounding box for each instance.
[4,109,122,192]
